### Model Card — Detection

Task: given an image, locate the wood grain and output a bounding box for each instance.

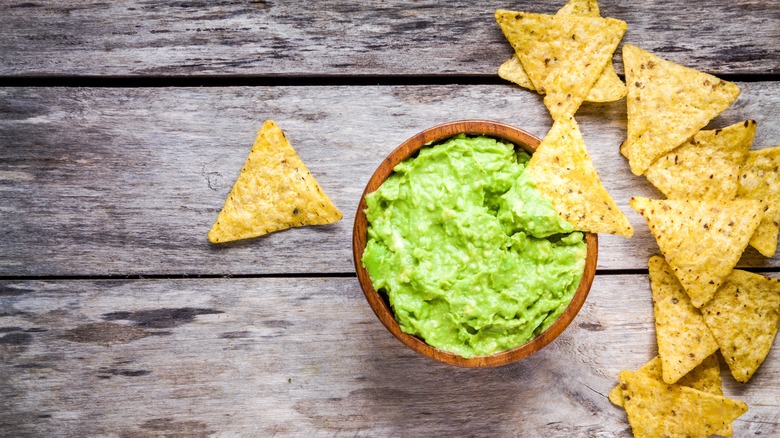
[2,83,779,276]
[1,275,777,436]
[1,1,777,435]
[0,0,777,77]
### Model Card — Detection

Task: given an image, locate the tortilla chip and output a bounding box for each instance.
[208,120,342,243]
[610,355,732,435]
[622,44,741,175]
[700,270,780,383]
[738,146,780,256]
[649,256,719,384]
[495,10,627,120]
[618,370,747,438]
[630,197,763,307]
[678,353,725,397]
[526,116,633,237]
[609,354,723,406]
[497,0,626,103]
[585,62,628,103]
[645,120,757,200]
[498,55,535,90]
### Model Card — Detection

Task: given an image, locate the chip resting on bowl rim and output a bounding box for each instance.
[525,116,633,237]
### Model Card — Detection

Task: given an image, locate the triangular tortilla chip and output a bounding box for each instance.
[618,370,747,438]
[497,0,626,103]
[208,120,342,243]
[526,116,634,237]
[738,146,780,256]
[610,355,731,436]
[622,44,741,175]
[645,120,757,200]
[630,197,763,307]
[700,270,780,383]
[495,10,626,120]
[649,256,719,384]
[609,354,723,406]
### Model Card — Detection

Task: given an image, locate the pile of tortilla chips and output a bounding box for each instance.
[621,43,780,400]
[494,0,633,238]
[621,45,780,259]
[208,120,342,243]
[495,1,780,436]
[495,0,627,121]
[616,47,780,436]
[608,255,779,437]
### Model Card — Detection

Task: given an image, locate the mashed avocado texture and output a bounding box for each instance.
[362,134,587,358]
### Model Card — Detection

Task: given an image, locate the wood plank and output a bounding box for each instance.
[2,83,779,276]
[0,1,777,77]
[1,275,778,436]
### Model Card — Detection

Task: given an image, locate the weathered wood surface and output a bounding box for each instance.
[2,83,779,276]
[2,0,778,436]
[0,0,778,77]
[1,275,778,436]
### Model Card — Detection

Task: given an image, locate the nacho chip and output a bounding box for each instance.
[678,354,725,397]
[208,120,342,243]
[609,354,723,406]
[738,146,780,256]
[610,355,732,436]
[495,10,627,120]
[649,256,719,384]
[645,120,757,200]
[585,62,628,103]
[630,197,763,307]
[497,0,626,103]
[609,358,664,406]
[618,370,747,438]
[526,116,634,237]
[700,270,780,383]
[498,55,535,90]
[622,44,741,175]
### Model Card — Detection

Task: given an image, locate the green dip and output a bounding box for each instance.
[361,134,587,358]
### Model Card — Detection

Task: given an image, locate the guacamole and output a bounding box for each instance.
[361,134,587,358]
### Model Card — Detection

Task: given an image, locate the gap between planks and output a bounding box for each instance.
[1,73,779,88]
[1,267,779,282]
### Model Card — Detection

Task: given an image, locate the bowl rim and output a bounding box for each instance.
[352,120,598,367]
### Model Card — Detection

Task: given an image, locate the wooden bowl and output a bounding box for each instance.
[352,120,598,367]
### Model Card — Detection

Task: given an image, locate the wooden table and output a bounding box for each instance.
[1,1,778,436]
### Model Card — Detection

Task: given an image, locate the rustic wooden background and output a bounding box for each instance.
[1,1,779,436]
